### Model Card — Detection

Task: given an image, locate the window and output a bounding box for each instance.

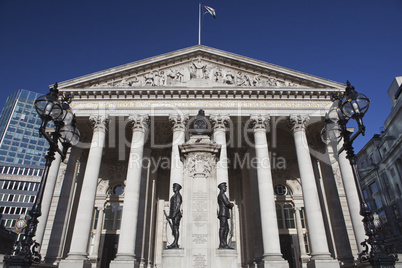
[274,184,292,196]
[276,204,283,229]
[370,182,383,209]
[283,204,295,229]
[108,185,125,196]
[275,203,296,229]
[2,181,9,189]
[304,234,310,254]
[300,208,306,228]
[93,209,99,230]
[1,194,8,201]
[103,203,123,231]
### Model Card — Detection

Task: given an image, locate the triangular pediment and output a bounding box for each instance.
[58,45,343,90]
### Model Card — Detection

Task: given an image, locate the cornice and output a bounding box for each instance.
[63,87,335,101]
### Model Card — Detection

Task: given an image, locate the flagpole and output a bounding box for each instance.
[198,3,201,45]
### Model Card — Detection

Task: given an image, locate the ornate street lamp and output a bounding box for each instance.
[3,83,80,267]
[321,81,398,267]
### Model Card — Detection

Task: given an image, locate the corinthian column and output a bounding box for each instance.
[36,147,62,248]
[168,114,189,196]
[60,115,108,268]
[336,145,365,252]
[166,114,188,247]
[289,115,338,267]
[250,115,286,266]
[111,115,149,268]
[210,114,230,189]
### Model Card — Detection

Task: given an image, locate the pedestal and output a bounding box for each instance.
[216,249,239,268]
[162,249,184,267]
[160,134,240,268]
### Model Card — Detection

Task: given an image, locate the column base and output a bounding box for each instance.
[109,254,137,268]
[162,249,184,268]
[307,259,340,268]
[59,255,91,268]
[215,249,239,268]
[262,254,289,268]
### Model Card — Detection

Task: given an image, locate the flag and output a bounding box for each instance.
[204,5,216,18]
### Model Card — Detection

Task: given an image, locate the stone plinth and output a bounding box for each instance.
[162,249,184,267]
[161,134,239,268]
[216,249,239,268]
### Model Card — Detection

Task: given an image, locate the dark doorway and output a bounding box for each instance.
[279,234,301,268]
[99,234,119,268]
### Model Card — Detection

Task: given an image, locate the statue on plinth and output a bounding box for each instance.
[165,183,182,249]
[217,182,234,249]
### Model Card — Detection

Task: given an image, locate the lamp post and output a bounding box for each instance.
[3,83,80,267]
[321,81,398,267]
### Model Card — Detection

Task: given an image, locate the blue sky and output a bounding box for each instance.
[0,0,401,151]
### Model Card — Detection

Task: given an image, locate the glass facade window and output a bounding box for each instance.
[0,89,47,167]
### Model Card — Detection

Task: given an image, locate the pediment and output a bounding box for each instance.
[58,45,343,90]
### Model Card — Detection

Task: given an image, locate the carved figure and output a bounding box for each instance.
[225,73,235,85]
[168,69,184,83]
[166,183,182,249]
[190,59,207,79]
[129,76,140,86]
[253,75,261,86]
[159,71,165,86]
[144,72,154,86]
[268,77,278,86]
[214,69,223,83]
[217,182,234,249]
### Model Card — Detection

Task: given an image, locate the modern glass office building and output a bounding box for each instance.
[0,89,47,167]
[0,89,46,231]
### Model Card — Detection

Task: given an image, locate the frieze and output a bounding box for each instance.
[71,100,331,110]
[87,59,302,89]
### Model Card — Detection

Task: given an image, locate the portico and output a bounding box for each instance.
[38,45,363,268]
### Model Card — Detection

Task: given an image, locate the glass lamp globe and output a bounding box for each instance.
[60,124,80,146]
[58,102,74,126]
[340,82,370,119]
[34,90,63,121]
[321,121,342,144]
[341,92,370,119]
[327,99,346,123]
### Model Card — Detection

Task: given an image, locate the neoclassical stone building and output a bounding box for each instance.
[35,46,365,268]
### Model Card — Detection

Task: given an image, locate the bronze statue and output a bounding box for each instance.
[217,182,234,249]
[165,183,182,249]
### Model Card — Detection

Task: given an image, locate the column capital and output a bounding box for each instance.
[128,114,149,133]
[250,114,270,131]
[210,114,230,132]
[289,114,310,133]
[89,115,109,132]
[169,114,189,132]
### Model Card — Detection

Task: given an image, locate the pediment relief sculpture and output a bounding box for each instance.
[87,59,302,89]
